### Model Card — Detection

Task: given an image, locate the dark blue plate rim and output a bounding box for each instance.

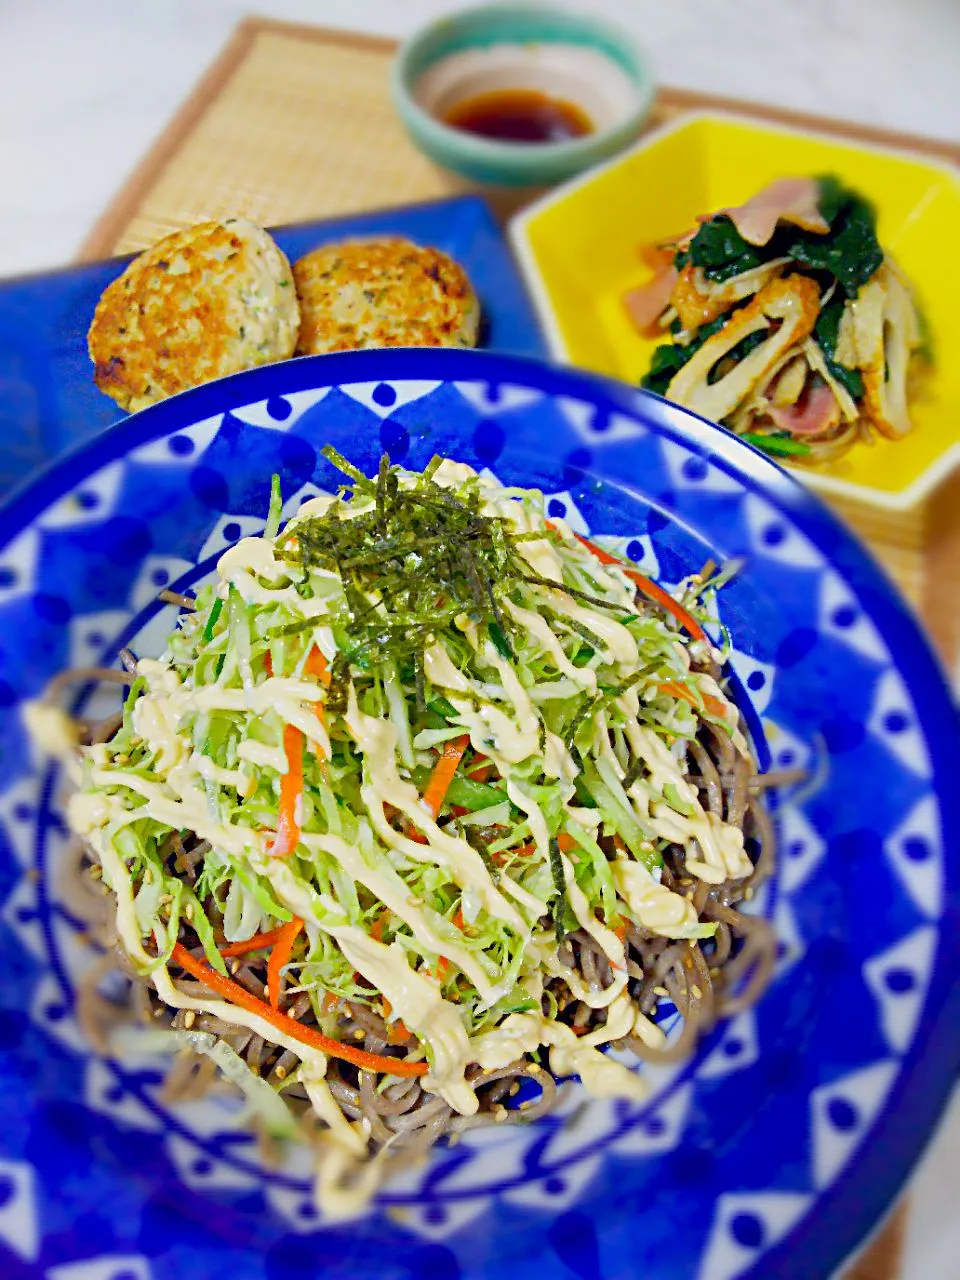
[2,346,959,1279]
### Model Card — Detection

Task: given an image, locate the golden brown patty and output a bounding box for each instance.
[88,219,301,412]
[293,239,480,354]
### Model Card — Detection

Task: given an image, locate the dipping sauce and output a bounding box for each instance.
[443,88,593,144]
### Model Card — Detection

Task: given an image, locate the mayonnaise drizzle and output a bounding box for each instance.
[259,855,478,1114]
[611,858,705,938]
[299,831,505,1006]
[620,713,754,883]
[507,779,627,1003]
[64,455,768,1220]
[502,596,597,693]
[465,993,648,1102]
[345,685,528,929]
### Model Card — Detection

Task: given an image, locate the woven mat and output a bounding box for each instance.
[75,33,960,1267]
[77,18,960,681]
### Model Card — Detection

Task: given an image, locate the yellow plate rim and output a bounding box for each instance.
[508,109,960,513]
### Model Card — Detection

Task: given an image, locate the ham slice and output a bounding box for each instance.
[623,265,678,336]
[638,241,676,271]
[654,178,828,273]
[768,379,838,436]
[722,178,830,246]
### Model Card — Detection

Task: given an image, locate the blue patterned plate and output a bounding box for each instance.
[1,350,958,1280]
[0,194,546,497]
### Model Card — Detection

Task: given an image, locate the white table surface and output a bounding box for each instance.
[1,2,958,1275]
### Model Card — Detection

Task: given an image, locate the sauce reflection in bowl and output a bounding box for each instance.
[392,4,655,187]
[444,87,593,144]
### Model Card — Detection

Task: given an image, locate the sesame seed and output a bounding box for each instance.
[275,1065,287,1080]
[653,986,668,997]
[183,1010,196,1029]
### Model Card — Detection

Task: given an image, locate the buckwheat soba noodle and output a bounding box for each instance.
[32,451,779,1218]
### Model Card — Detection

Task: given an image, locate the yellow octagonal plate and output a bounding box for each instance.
[509,113,960,511]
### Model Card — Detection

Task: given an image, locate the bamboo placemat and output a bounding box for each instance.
[80,17,960,261]
[76,17,960,685]
[73,16,960,1278]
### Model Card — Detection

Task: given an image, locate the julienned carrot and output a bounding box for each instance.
[306,646,330,723]
[219,927,287,958]
[304,646,330,685]
[491,841,536,867]
[267,645,329,724]
[264,644,330,859]
[266,645,329,685]
[400,731,467,844]
[268,723,304,858]
[658,679,730,722]
[267,915,304,1009]
[379,998,410,1042]
[554,527,709,645]
[171,942,427,1077]
[422,734,470,819]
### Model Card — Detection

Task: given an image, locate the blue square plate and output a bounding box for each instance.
[0,195,546,495]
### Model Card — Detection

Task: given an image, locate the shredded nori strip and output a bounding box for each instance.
[621,758,644,792]
[549,837,569,944]
[277,448,563,684]
[325,653,351,715]
[565,691,605,756]
[474,840,501,886]
[413,650,426,715]
[522,575,624,613]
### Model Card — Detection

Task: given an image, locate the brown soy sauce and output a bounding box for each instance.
[443,88,593,144]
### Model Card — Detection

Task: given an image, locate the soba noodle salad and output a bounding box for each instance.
[48,450,777,1217]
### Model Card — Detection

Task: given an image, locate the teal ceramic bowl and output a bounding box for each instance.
[391,4,655,187]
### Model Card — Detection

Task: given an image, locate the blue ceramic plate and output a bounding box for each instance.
[0,195,546,497]
[1,349,958,1280]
